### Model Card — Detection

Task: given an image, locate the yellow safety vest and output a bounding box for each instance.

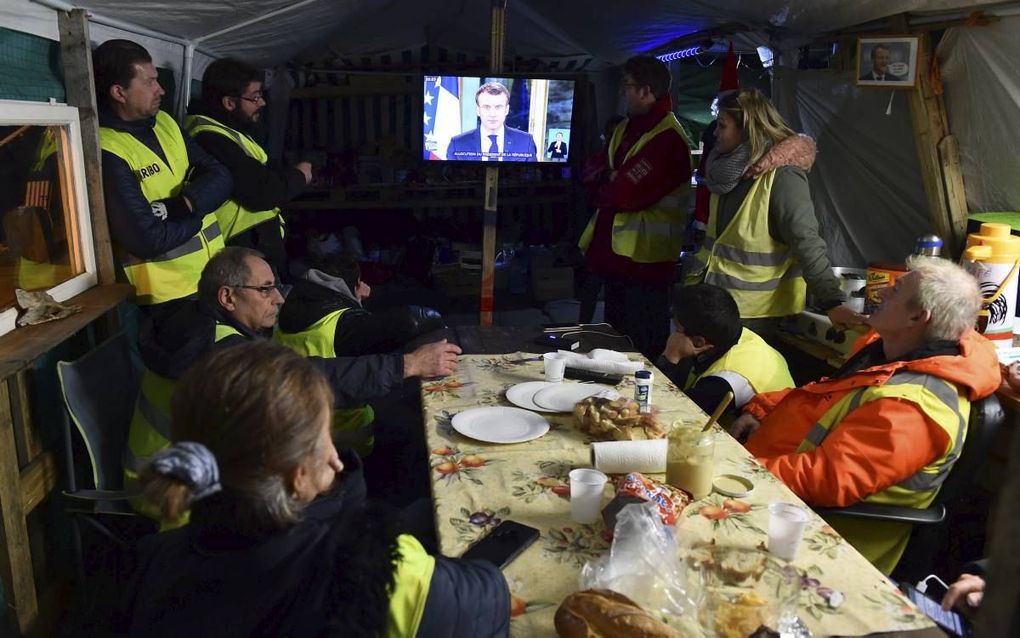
[685,170,807,318]
[684,327,794,400]
[577,114,691,263]
[100,111,224,305]
[274,309,376,455]
[385,534,436,637]
[183,114,284,241]
[805,371,969,574]
[124,321,241,528]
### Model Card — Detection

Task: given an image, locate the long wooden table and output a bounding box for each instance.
[422,329,940,636]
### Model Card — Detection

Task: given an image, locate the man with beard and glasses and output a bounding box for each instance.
[185,58,312,279]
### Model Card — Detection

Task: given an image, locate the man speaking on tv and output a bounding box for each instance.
[447,82,537,162]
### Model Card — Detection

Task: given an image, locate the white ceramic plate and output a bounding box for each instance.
[451,406,550,444]
[531,383,617,413]
[505,381,559,412]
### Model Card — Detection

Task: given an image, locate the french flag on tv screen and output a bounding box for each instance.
[423,76,460,160]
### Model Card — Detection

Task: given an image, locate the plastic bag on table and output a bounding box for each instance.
[579,501,697,619]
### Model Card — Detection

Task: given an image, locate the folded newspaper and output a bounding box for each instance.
[15,289,82,326]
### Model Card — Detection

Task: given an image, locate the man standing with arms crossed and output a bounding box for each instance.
[94,39,232,316]
[185,58,312,279]
[578,56,692,359]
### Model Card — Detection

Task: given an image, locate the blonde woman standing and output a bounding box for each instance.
[687,89,866,338]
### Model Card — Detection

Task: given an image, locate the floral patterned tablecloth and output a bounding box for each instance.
[420,354,936,637]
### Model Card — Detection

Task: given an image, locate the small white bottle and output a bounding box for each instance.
[634,369,653,413]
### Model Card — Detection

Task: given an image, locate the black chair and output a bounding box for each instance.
[815,394,1005,581]
[57,333,155,570]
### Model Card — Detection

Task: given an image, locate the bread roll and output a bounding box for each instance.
[554,589,681,638]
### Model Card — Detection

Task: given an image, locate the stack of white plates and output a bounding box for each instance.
[505,381,616,413]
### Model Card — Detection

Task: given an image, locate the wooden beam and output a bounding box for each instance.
[19,452,58,515]
[57,9,116,286]
[937,134,970,249]
[480,0,508,327]
[0,380,37,633]
[906,32,967,257]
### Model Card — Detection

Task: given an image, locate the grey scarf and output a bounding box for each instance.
[704,142,751,194]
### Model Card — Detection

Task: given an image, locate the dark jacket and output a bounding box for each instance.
[447,126,537,162]
[99,107,232,260]
[278,270,446,356]
[120,490,509,637]
[185,100,307,214]
[138,300,407,407]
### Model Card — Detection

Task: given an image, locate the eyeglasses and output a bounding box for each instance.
[237,93,264,104]
[234,282,282,297]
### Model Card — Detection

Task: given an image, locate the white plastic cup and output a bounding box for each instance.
[568,468,608,524]
[543,352,567,383]
[767,503,810,561]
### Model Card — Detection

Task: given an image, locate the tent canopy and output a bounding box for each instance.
[16,0,1010,67]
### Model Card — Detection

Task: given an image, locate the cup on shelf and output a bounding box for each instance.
[568,468,608,524]
[543,352,567,383]
[767,503,810,561]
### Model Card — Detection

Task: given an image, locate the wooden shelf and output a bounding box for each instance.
[0,283,132,379]
[286,181,572,212]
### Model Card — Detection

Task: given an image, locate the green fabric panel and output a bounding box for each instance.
[969,212,1020,230]
[0,27,65,102]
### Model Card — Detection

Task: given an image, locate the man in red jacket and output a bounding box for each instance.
[578,56,692,359]
[731,256,999,574]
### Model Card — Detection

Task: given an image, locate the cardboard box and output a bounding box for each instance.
[532,266,574,302]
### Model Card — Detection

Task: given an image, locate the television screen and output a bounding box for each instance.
[422,75,576,163]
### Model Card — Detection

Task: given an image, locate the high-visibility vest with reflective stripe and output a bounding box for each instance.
[100,111,225,305]
[578,113,691,263]
[685,170,806,318]
[183,114,284,241]
[123,321,239,527]
[802,370,968,573]
[17,257,70,291]
[684,328,794,400]
[274,309,375,455]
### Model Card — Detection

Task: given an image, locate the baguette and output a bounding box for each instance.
[554,589,682,638]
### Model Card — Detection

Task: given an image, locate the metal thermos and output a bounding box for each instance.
[913,234,944,257]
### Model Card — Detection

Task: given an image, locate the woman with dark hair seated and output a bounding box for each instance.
[119,341,509,636]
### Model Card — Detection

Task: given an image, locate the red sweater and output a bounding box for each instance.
[583,97,691,285]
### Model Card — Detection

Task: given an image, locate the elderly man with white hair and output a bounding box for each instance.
[731,256,1000,574]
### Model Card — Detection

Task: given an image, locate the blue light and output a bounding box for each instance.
[656,45,704,62]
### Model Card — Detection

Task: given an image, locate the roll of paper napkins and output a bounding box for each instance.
[557,349,644,376]
[590,439,667,474]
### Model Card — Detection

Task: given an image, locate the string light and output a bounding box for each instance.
[657,45,705,62]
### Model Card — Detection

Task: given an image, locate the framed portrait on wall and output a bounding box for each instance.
[856,36,919,88]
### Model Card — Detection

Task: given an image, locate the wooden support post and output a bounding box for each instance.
[480,0,508,327]
[906,32,969,257]
[0,379,37,633]
[58,9,116,286]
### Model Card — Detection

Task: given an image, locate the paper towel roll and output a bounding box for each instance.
[590,439,667,474]
[557,350,644,376]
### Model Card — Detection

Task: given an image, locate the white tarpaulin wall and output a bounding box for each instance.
[939,16,1020,215]
[774,68,933,267]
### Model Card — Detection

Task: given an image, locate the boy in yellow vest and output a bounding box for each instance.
[185,57,314,280]
[657,283,794,423]
[93,39,232,313]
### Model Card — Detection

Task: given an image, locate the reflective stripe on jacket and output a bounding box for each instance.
[578,113,690,264]
[686,170,806,318]
[184,114,284,240]
[275,309,376,455]
[100,111,224,305]
[685,327,794,403]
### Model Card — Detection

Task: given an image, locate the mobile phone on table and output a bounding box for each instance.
[902,583,970,637]
[461,520,540,569]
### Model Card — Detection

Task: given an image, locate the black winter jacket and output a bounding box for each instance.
[138,300,407,408]
[99,108,232,260]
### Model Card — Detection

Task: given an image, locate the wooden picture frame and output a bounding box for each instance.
[856,36,919,88]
